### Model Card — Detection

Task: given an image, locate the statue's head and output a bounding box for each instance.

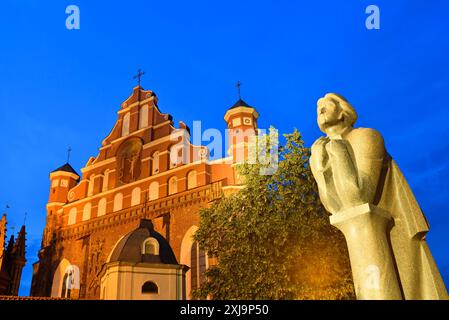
[317,93,357,133]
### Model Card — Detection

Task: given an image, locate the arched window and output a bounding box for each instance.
[60,265,79,298]
[149,181,159,201]
[61,272,71,298]
[141,281,158,294]
[142,237,159,255]
[68,208,77,225]
[139,105,149,129]
[170,145,183,168]
[168,176,177,195]
[113,193,123,212]
[82,203,91,221]
[97,198,107,217]
[122,112,130,137]
[187,171,197,189]
[152,151,160,175]
[190,242,206,292]
[131,187,141,206]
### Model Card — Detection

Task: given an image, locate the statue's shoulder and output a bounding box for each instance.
[351,127,384,140]
[349,127,385,156]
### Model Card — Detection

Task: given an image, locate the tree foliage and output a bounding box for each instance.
[193,129,355,299]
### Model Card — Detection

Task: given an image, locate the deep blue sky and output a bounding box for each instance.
[1,1,448,296]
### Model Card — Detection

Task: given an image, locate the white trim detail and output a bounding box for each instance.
[49,172,79,181]
[122,112,130,137]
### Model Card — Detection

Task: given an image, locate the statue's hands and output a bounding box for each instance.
[325,139,349,157]
[311,137,329,171]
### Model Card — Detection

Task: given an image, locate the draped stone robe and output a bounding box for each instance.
[310,126,448,299]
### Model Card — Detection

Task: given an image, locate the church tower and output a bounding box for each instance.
[49,163,80,203]
[44,163,79,247]
[224,99,259,164]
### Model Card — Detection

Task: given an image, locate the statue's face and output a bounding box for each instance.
[317,99,342,130]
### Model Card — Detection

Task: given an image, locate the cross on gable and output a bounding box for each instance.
[133,69,146,87]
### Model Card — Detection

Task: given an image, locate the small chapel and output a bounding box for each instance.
[30,84,259,300]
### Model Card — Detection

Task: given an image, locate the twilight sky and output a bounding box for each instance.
[0,0,448,296]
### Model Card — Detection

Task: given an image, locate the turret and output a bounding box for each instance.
[44,163,79,246]
[224,99,259,164]
[48,163,79,204]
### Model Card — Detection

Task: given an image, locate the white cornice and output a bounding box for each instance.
[46,202,65,208]
[152,120,172,130]
[81,157,116,173]
[118,97,155,114]
[142,134,173,150]
[224,106,259,123]
[49,171,79,181]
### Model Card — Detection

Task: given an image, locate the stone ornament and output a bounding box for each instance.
[310,93,448,300]
[117,138,142,185]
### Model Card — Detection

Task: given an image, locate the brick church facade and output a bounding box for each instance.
[30,85,259,299]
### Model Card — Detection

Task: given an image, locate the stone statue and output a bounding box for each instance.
[128,154,139,181]
[310,93,448,300]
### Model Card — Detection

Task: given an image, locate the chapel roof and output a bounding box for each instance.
[108,219,178,265]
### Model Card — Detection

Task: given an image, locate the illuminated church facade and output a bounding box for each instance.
[30,85,259,300]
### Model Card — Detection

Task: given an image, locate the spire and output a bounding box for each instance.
[14,225,26,258]
[5,235,14,256]
[229,98,253,110]
[51,163,79,176]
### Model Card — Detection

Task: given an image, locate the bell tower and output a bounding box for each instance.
[45,163,79,246]
[48,163,80,204]
[224,99,259,164]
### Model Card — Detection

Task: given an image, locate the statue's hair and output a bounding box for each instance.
[317,93,358,128]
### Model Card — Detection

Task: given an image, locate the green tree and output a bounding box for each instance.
[193,129,355,299]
